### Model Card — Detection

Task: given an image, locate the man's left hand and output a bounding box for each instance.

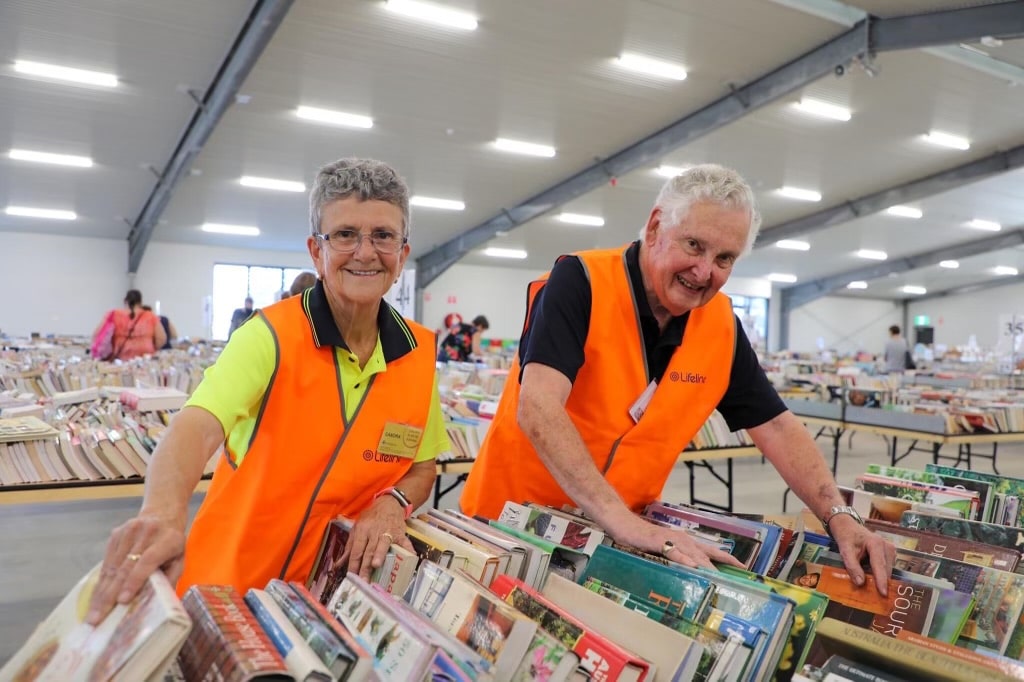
[829,514,896,596]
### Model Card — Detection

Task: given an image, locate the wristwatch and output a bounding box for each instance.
[374,486,414,519]
[822,505,864,538]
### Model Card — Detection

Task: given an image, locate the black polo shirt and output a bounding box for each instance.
[519,241,786,431]
[302,279,418,362]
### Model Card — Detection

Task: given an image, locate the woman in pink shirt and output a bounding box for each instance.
[96,289,167,360]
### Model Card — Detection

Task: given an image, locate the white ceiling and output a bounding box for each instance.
[1,0,1023,303]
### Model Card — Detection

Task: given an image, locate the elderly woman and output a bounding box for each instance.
[87,159,448,623]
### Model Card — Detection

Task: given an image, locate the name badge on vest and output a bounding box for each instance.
[377,422,423,459]
[628,380,658,424]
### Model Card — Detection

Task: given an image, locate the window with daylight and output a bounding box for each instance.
[211,264,308,340]
[731,295,768,352]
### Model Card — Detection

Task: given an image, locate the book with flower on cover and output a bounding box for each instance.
[0,562,191,682]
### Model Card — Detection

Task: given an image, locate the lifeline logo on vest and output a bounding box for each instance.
[362,449,404,463]
[669,370,707,384]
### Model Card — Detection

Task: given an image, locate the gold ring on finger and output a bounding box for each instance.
[661,541,675,557]
[126,553,142,562]
[381,532,394,544]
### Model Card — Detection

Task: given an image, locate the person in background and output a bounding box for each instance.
[884,324,910,372]
[470,315,490,359]
[289,270,318,297]
[86,158,450,624]
[437,312,474,362]
[142,305,176,350]
[460,164,894,595]
[95,290,167,360]
[228,296,254,337]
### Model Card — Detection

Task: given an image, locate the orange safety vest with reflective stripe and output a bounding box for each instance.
[460,245,735,519]
[177,296,436,595]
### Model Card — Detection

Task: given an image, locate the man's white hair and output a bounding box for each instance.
[641,163,762,255]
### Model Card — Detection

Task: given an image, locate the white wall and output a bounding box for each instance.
[785,296,904,355]
[0,232,129,337]
[421,264,547,340]
[134,242,311,338]
[907,281,1024,349]
[0,232,312,338]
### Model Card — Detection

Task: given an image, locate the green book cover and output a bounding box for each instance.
[579,544,715,622]
[901,511,1024,568]
[925,465,1024,526]
[867,463,994,522]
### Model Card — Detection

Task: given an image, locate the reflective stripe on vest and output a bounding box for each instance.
[460,245,735,519]
[178,295,436,595]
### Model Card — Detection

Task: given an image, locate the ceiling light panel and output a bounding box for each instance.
[886,205,923,219]
[383,0,478,30]
[557,212,604,227]
[855,249,887,261]
[14,60,118,87]
[792,97,851,122]
[994,266,1019,276]
[846,281,868,289]
[411,195,465,210]
[239,176,305,192]
[766,273,798,283]
[201,223,260,236]
[966,218,1001,232]
[775,239,810,251]
[493,138,556,158]
[614,53,688,81]
[295,106,373,129]
[923,130,970,150]
[483,247,527,259]
[655,165,688,178]
[8,149,93,168]
[777,186,821,202]
[5,205,76,220]
[902,285,927,295]
[939,260,960,269]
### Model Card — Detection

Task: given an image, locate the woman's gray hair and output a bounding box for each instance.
[646,163,762,255]
[309,158,411,236]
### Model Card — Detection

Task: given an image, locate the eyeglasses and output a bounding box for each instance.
[315,228,408,255]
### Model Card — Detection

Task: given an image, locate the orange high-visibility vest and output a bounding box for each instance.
[460,245,735,519]
[178,296,436,595]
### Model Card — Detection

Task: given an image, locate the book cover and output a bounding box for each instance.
[867,463,995,522]
[266,578,362,677]
[0,562,191,682]
[925,465,1024,527]
[243,588,333,682]
[901,511,1024,570]
[867,520,1020,573]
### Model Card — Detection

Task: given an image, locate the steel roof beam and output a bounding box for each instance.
[127,0,294,273]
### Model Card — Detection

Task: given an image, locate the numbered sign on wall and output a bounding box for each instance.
[385,269,416,319]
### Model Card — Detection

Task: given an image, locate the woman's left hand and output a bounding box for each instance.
[342,496,413,579]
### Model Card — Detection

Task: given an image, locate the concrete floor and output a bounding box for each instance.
[1,429,1017,665]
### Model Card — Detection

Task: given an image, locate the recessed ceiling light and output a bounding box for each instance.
[5,205,76,220]
[483,247,527,259]
[614,53,687,81]
[8,149,93,168]
[939,260,960,269]
[239,176,305,192]
[493,138,556,158]
[966,218,1001,232]
[13,60,118,87]
[792,97,851,122]
[766,273,798,283]
[655,165,688,178]
[847,281,868,289]
[993,266,1019,276]
[295,106,373,129]
[201,222,260,236]
[410,195,465,211]
[902,285,927,295]
[886,205,923,219]
[923,130,970,150]
[855,249,888,261]
[775,239,810,251]
[777,186,822,202]
[383,0,478,30]
[557,212,604,227]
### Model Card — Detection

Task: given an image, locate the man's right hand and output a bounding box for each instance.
[85,514,186,625]
[615,515,744,570]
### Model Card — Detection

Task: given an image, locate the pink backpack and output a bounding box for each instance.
[91,311,115,360]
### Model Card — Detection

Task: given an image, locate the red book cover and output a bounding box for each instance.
[490,574,650,682]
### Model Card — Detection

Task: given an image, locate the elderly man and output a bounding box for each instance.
[461,164,893,594]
